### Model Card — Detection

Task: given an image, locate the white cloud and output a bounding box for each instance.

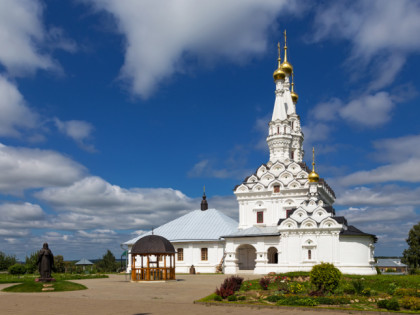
[312,0,420,90]
[339,92,395,127]
[0,75,39,137]
[54,118,95,152]
[0,143,86,194]
[0,0,75,76]
[337,186,420,206]
[372,134,420,163]
[188,159,252,180]
[85,0,302,98]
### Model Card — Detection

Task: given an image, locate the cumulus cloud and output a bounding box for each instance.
[0,0,76,76]
[0,143,86,194]
[85,0,302,97]
[339,92,395,127]
[337,186,420,207]
[339,134,420,185]
[310,92,396,129]
[54,118,95,152]
[0,75,39,137]
[312,0,420,90]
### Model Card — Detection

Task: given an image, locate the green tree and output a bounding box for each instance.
[25,251,39,274]
[402,221,420,269]
[310,262,342,294]
[8,263,26,276]
[54,255,65,273]
[97,250,118,272]
[0,251,17,271]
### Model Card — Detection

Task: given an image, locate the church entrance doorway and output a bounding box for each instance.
[236,244,256,270]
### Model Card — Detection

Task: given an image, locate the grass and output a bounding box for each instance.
[0,273,108,284]
[2,280,87,293]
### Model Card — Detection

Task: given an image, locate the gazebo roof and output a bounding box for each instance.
[75,258,93,265]
[131,234,176,255]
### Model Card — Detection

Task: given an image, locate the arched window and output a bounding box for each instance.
[267,247,278,264]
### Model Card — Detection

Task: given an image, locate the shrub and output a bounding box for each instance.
[259,277,270,290]
[276,296,318,306]
[387,282,398,295]
[342,283,356,295]
[310,263,342,294]
[266,295,281,302]
[227,295,237,301]
[351,279,365,294]
[213,295,222,301]
[289,282,304,294]
[8,264,26,275]
[400,296,420,310]
[386,298,400,311]
[215,276,244,298]
[238,295,246,301]
[361,288,371,296]
[377,299,388,309]
[377,298,400,311]
[395,288,417,297]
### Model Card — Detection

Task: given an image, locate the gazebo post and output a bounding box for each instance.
[131,254,135,281]
[147,255,150,281]
[164,255,167,280]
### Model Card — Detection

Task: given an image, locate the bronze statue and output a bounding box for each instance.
[37,243,54,280]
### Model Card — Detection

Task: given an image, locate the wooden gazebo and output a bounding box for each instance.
[131,235,176,281]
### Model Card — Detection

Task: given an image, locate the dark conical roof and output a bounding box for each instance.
[131,235,176,254]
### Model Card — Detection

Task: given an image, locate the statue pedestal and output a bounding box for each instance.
[35,278,56,282]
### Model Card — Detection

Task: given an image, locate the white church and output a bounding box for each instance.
[125,34,377,275]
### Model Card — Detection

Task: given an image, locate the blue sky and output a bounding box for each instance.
[0,0,419,260]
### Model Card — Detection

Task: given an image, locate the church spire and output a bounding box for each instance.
[267,33,304,163]
[281,30,293,76]
[200,186,208,211]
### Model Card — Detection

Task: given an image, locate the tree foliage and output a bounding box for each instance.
[402,221,420,269]
[25,251,39,274]
[310,262,342,294]
[0,251,17,271]
[54,255,65,273]
[8,263,26,275]
[96,250,118,272]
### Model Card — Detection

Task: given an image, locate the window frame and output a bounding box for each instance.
[201,248,208,261]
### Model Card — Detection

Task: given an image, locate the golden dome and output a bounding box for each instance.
[308,170,319,183]
[291,74,298,103]
[308,147,319,183]
[273,66,286,81]
[273,42,285,81]
[281,30,293,76]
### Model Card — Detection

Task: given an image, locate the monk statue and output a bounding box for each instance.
[37,243,54,280]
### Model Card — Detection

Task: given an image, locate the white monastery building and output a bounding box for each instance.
[125,32,377,275]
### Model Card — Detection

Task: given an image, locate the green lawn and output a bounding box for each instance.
[2,280,87,293]
[0,273,108,284]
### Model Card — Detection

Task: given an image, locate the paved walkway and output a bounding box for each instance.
[0,274,363,315]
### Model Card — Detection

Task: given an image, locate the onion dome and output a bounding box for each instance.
[308,147,319,183]
[281,30,293,76]
[201,186,208,211]
[291,73,298,103]
[273,42,286,81]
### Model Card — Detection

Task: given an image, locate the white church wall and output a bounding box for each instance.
[338,236,376,274]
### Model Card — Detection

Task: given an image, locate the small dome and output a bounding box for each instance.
[131,235,176,254]
[291,90,298,103]
[308,170,319,183]
[281,61,293,76]
[273,66,286,81]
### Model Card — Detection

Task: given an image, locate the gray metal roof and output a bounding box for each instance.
[376,259,407,267]
[75,258,93,265]
[222,226,280,238]
[124,208,238,245]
